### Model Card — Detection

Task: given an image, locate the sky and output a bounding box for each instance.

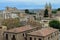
[0,0,60,10]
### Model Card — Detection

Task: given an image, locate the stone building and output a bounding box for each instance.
[2,7,30,23]
[0,26,7,40]
[27,27,59,40]
[3,24,59,40]
[3,25,42,40]
[3,7,20,19]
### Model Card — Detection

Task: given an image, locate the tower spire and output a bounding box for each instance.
[49,2,52,9]
[45,2,49,9]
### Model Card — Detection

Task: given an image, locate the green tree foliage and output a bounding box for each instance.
[25,9,29,13]
[57,8,60,11]
[29,12,36,15]
[44,9,48,17]
[2,18,21,29]
[52,10,57,14]
[25,9,36,15]
[49,20,60,29]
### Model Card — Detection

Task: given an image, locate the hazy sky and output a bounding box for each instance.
[0,0,60,10]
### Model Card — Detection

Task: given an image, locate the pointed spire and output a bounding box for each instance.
[45,3,48,9]
[49,3,51,7]
[49,2,52,9]
[46,3,48,6]
[49,2,51,6]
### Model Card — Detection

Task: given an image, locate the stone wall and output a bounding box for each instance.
[27,30,59,40]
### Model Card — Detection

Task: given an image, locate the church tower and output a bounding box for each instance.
[44,3,52,17]
[48,3,52,17]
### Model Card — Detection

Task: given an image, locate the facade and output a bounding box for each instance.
[3,25,42,40]
[2,21,59,40]
[0,26,7,40]
[27,27,59,40]
[3,25,59,40]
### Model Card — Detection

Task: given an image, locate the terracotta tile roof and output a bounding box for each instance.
[5,25,36,33]
[27,27,58,36]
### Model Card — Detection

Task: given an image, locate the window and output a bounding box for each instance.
[55,33,56,36]
[12,35,16,40]
[39,38,41,40]
[53,33,55,37]
[39,13,41,15]
[23,33,27,37]
[57,38,59,40]
[25,37,27,40]
[57,32,59,35]
[6,34,8,40]
[55,32,58,36]
[23,33,24,36]
[33,16,36,20]
[34,38,36,40]
[48,37,50,40]
[30,37,32,40]
[51,35,53,38]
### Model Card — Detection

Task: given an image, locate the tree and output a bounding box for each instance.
[29,12,36,15]
[25,9,29,13]
[49,20,60,29]
[25,9,36,15]
[52,10,57,14]
[2,18,21,29]
[57,8,60,11]
[44,9,48,17]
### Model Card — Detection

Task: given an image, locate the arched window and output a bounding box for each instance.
[12,35,16,40]
[6,34,8,40]
[39,38,41,40]
[30,37,32,40]
[25,37,27,40]
[48,37,50,40]
[23,33,24,36]
[34,38,36,40]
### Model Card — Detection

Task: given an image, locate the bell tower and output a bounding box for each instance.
[48,3,52,17]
